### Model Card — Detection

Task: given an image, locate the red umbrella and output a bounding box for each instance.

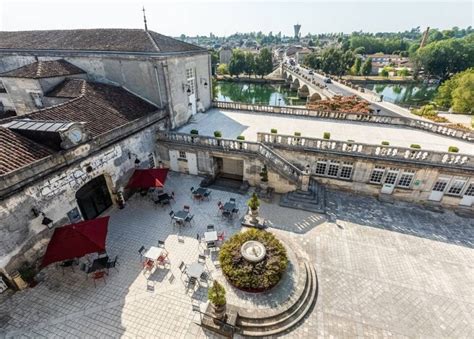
[41,217,109,268]
[126,168,169,189]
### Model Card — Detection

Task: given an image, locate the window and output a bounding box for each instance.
[148,153,156,168]
[327,161,340,177]
[29,92,43,108]
[369,166,385,184]
[446,179,466,196]
[178,151,186,159]
[339,163,353,179]
[186,68,195,95]
[432,179,448,192]
[384,169,399,185]
[315,160,327,175]
[397,170,415,188]
[463,183,474,196]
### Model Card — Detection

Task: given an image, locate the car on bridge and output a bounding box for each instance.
[308,70,314,75]
[324,77,332,84]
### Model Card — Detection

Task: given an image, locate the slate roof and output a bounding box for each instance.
[0,29,206,54]
[0,126,53,175]
[0,60,85,79]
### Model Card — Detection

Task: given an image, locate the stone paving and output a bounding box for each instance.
[178,109,474,154]
[0,172,473,338]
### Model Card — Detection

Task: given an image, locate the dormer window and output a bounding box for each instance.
[30,92,44,108]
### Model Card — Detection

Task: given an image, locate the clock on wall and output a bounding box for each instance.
[68,127,84,144]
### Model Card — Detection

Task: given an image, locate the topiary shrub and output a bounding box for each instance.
[214,131,222,138]
[237,135,245,140]
[323,132,331,139]
[260,165,269,182]
[294,132,301,136]
[410,144,421,149]
[190,129,199,135]
[208,281,226,306]
[448,146,459,153]
[381,141,390,145]
[271,128,278,134]
[247,192,260,211]
[219,229,288,292]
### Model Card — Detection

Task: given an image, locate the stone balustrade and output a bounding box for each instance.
[157,132,305,185]
[257,132,474,170]
[212,101,473,141]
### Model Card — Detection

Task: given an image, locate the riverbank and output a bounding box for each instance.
[341,75,418,84]
[215,75,285,84]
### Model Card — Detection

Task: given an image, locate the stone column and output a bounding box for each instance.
[300,173,310,191]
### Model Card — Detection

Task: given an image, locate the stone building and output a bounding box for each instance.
[219,46,232,65]
[0,29,211,281]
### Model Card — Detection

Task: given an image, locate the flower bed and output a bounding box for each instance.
[219,229,288,292]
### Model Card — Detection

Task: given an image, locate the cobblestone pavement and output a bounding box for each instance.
[1,173,473,338]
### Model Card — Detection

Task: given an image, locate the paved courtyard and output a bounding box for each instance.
[178,109,474,154]
[1,172,473,338]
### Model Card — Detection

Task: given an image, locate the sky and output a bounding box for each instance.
[0,0,472,37]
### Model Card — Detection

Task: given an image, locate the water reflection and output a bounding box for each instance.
[215,81,307,106]
[364,83,437,107]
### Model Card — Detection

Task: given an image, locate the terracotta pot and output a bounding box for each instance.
[212,302,226,321]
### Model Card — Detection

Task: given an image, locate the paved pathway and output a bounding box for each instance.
[1,173,473,338]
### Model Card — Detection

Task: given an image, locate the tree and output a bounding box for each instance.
[228,49,246,77]
[243,52,255,77]
[360,57,372,76]
[303,53,321,70]
[319,47,353,75]
[216,63,229,75]
[351,57,362,75]
[435,68,474,113]
[255,48,273,78]
[397,68,409,77]
[380,67,389,77]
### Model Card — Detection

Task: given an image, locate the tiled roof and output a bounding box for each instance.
[0,59,85,79]
[0,126,53,175]
[46,78,86,98]
[0,29,206,54]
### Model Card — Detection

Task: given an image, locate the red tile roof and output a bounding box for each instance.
[0,59,85,79]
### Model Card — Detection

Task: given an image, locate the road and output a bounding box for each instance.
[288,64,419,119]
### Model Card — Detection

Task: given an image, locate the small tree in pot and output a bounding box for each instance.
[259,165,269,189]
[247,193,260,224]
[208,281,227,321]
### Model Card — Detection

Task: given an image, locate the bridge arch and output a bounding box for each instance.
[297,84,310,99]
[309,92,322,102]
[291,78,300,90]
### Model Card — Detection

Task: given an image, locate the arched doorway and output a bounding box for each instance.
[76,175,112,220]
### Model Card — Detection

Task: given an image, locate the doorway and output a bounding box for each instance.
[76,175,112,220]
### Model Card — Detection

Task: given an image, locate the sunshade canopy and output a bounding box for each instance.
[126,168,169,189]
[41,216,109,267]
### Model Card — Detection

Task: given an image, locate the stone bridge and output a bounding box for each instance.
[281,66,331,102]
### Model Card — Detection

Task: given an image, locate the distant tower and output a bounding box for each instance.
[420,27,430,48]
[142,6,148,31]
[294,23,301,41]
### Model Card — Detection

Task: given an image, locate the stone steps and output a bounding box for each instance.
[237,261,318,337]
[279,180,326,213]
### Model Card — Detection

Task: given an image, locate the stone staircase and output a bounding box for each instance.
[279,179,326,213]
[236,261,318,337]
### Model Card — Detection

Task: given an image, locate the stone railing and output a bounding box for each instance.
[257,132,474,170]
[283,66,334,97]
[157,132,305,185]
[212,101,473,141]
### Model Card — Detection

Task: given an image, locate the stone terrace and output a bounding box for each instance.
[179,109,474,154]
[0,172,473,338]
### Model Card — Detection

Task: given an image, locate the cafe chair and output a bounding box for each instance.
[92,271,106,287]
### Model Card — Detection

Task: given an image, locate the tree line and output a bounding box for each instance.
[218,48,274,78]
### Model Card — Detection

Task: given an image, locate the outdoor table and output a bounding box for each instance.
[223,202,236,214]
[173,210,189,224]
[144,246,164,261]
[204,231,218,242]
[90,256,108,272]
[187,262,205,279]
[194,187,208,196]
[155,193,170,205]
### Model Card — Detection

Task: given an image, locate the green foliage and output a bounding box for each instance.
[380,68,389,77]
[319,47,355,75]
[294,132,301,136]
[414,35,474,79]
[219,229,288,291]
[260,165,269,182]
[270,128,278,134]
[360,58,372,75]
[410,144,421,149]
[397,68,410,77]
[237,135,245,140]
[214,130,222,138]
[247,193,260,210]
[349,35,410,54]
[351,57,362,75]
[190,129,199,135]
[435,68,474,113]
[255,48,273,78]
[208,281,226,306]
[229,49,246,77]
[381,141,390,145]
[323,132,331,139]
[448,146,459,153]
[216,63,229,75]
[243,52,256,76]
[412,104,436,116]
[303,53,321,70]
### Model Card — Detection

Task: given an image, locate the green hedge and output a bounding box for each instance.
[448,146,459,153]
[271,128,278,134]
[214,131,222,138]
[190,129,199,135]
[237,135,245,140]
[381,141,390,145]
[219,229,288,292]
[410,144,421,149]
[323,132,331,139]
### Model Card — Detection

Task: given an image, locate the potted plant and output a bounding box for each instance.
[208,281,226,321]
[259,165,269,189]
[247,193,260,224]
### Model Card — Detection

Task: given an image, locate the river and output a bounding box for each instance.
[361,83,438,107]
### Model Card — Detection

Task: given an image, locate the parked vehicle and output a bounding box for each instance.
[324,77,332,84]
[308,70,314,75]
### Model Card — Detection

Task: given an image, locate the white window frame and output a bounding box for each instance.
[463,183,474,197]
[446,178,467,196]
[314,160,327,176]
[397,170,415,188]
[339,162,353,180]
[178,151,187,160]
[29,91,43,108]
[327,161,340,178]
[432,178,450,192]
[369,166,385,184]
[384,168,399,185]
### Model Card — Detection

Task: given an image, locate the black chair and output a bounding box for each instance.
[79,262,87,272]
[179,261,187,274]
[187,276,197,290]
[198,254,206,263]
[158,240,165,248]
[106,256,119,273]
[190,187,195,193]
[203,191,211,201]
[185,214,194,225]
[230,198,236,203]
[207,224,215,231]
[207,241,216,250]
[200,271,210,284]
[138,246,146,260]
[59,259,75,275]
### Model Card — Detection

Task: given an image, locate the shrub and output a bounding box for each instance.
[260,165,269,182]
[208,281,226,306]
[247,193,260,210]
[219,229,288,292]
[214,131,222,138]
[410,144,421,149]
[448,146,459,153]
[237,135,245,140]
[323,132,331,139]
[190,129,199,135]
[294,132,301,137]
[381,141,390,145]
[270,128,278,134]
